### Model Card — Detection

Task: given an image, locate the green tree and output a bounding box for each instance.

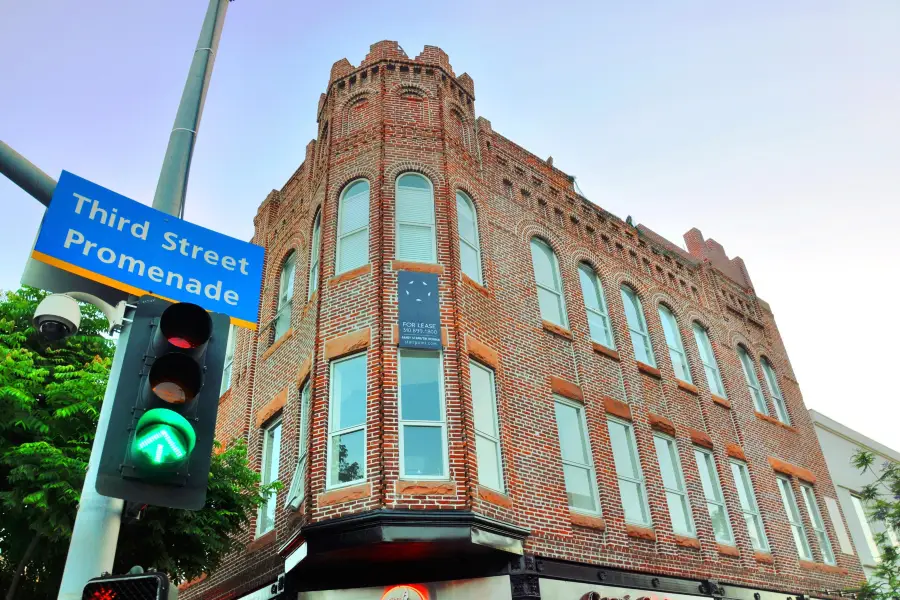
[853,450,900,600]
[0,287,277,599]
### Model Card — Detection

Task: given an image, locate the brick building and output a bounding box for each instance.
[182,41,866,600]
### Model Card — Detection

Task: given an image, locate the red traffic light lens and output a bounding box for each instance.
[159,303,211,351]
[84,585,117,600]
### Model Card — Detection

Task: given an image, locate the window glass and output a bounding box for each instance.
[399,351,446,478]
[258,419,282,534]
[396,174,436,263]
[286,381,312,508]
[328,354,367,487]
[620,286,655,366]
[221,325,236,394]
[553,397,599,514]
[761,358,790,425]
[470,361,504,492]
[738,346,767,414]
[456,192,483,284]
[308,210,321,300]
[730,460,769,551]
[578,264,614,348]
[658,306,692,383]
[801,484,836,564]
[275,253,296,339]
[530,239,567,327]
[608,419,650,525]
[692,324,726,397]
[654,435,694,536]
[337,180,369,273]
[778,476,813,560]
[851,494,880,559]
[694,448,734,544]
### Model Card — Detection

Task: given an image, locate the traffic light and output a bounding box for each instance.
[96,295,230,509]
[82,571,176,600]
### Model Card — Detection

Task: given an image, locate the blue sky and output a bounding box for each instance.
[2,1,898,444]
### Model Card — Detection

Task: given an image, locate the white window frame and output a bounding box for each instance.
[308,210,321,300]
[658,305,692,383]
[729,459,770,551]
[257,417,283,536]
[398,350,448,480]
[694,447,735,545]
[470,360,504,492]
[286,380,312,509]
[335,179,370,274]
[851,494,880,560]
[653,433,694,536]
[274,253,296,340]
[395,173,437,263]
[620,285,655,367]
[738,346,768,415]
[761,357,790,425]
[553,395,601,515]
[578,263,615,349]
[456,191,483,285]
[530,238,568,328]
[778,475,813,560]
[801,483,836,564]
[692,323,726,398]
[326,353,367,489]
[608,417,652,527]
[220,324,236,395]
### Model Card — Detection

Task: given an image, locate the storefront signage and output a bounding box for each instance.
[397,270,441,349]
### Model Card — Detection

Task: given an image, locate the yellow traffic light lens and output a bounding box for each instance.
[148,353,202,405]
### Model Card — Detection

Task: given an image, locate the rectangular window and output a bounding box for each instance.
[694,448,734,544]
[851,494,880,560]
[761,358,790,425]
[778,476,813,560]
[553,397,600,514]
[275,254,296,340]
[286,381,312,509]
[801,484,836,564]
[730,460,769,551]
[609,419,651,526]
[308,211,321,300]
[258,418,282,535]
[738,347,768,415]
[654,434,693,535]
[220,324,236,394]
[327,354,367,488]
[692,323,726,398]
[578,264,615,349]
[658,306,692,383]
[620,286,655,366]
[824,496,854,555]
[399,351,447,479]
[470,360,504,492]
[336,180,370,274]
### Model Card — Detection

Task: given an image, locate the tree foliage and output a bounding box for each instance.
[0,288,277,598]
[853,449,900,600]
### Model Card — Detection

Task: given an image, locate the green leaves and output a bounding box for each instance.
[853,449,900,600]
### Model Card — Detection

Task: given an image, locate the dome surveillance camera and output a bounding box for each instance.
[33,293,82,342]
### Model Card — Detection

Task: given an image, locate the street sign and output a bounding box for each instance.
[32,171,264,329]
[397,270,441,350]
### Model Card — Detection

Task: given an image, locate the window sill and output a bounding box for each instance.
[262,328,293,361]
[712,394,731,409]
[754,551,774,564]
[636,361,661,378]
[592,343,620,362]
[673,534,700,549]
[395,479,457,496]
[717,543,740,558]
[462,272,490,297]
[755,411,797,433]
[626,524,657,541]
[677,380,699,395]
[798,560,848,575]
[247,529,276,553]
[570,511,606,531]
[318,481,372,507]
[328,263,371,285]
[542,320,573,340]
[392,260,444,275]
[478,485,513,508]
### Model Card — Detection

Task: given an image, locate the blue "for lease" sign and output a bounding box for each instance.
[32,171,265,329]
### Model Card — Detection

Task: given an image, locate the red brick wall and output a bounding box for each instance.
[182,40,863,599]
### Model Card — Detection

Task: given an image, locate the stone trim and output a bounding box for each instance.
[218,388,231,406]
[799,560,849,575]
[712,394,731,409]
[754,551,774,564]
[717,543,740,557]
[391,260,444,275]
[637,361,661,378]
[542,320,573,340]
[768,456,817,483]
[247,529,276,553]
[395,480,457,496]
[755,411,798,433]
[324,327,371,361]
[570,512,606,530]
[317,481,373,507]
[550,376,583,402]
[648,413,676,437]
[677,380,699,395]
[262,328,293,361]
[673,534,701,549]
[626,524,657,541]
[604,397,632,421]
[725,443,746,461]
[689,429,714,449]
[478,485,513,507]
[295,354,313,387]
[466,335,499,368]
[256,388,287,428]
[462,272,490,297]
[328,263,371,285]
[592,343,620,361]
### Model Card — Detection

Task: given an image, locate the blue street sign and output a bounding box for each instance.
[32,171,264,329]
[398,270,442,350]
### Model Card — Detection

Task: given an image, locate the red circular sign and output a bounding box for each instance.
[381,584,429,600]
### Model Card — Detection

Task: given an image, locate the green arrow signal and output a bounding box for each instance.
[136,425,187,465]
[130,408,196,470]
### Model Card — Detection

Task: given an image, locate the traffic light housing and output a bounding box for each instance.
[97,296,230,509]
[82,571,176,600]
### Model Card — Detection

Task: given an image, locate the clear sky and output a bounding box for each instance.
[2,1,898,445]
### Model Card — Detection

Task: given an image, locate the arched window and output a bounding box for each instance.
[577,264,614,349]
[761,357,790,424]
[336,180,370,274]
[737,345,767,414]
[620,285,655,366]
[456,191,482,284]
[658,305,692,383]
[274,252,296,340]
[692,323,726,398]
[307,210,321,300]
[396,173,436,263]
[530,238,567,328]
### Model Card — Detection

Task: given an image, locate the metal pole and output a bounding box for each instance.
[152,0,230,218]
[57,319,132,600]
[0,140,56,207]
